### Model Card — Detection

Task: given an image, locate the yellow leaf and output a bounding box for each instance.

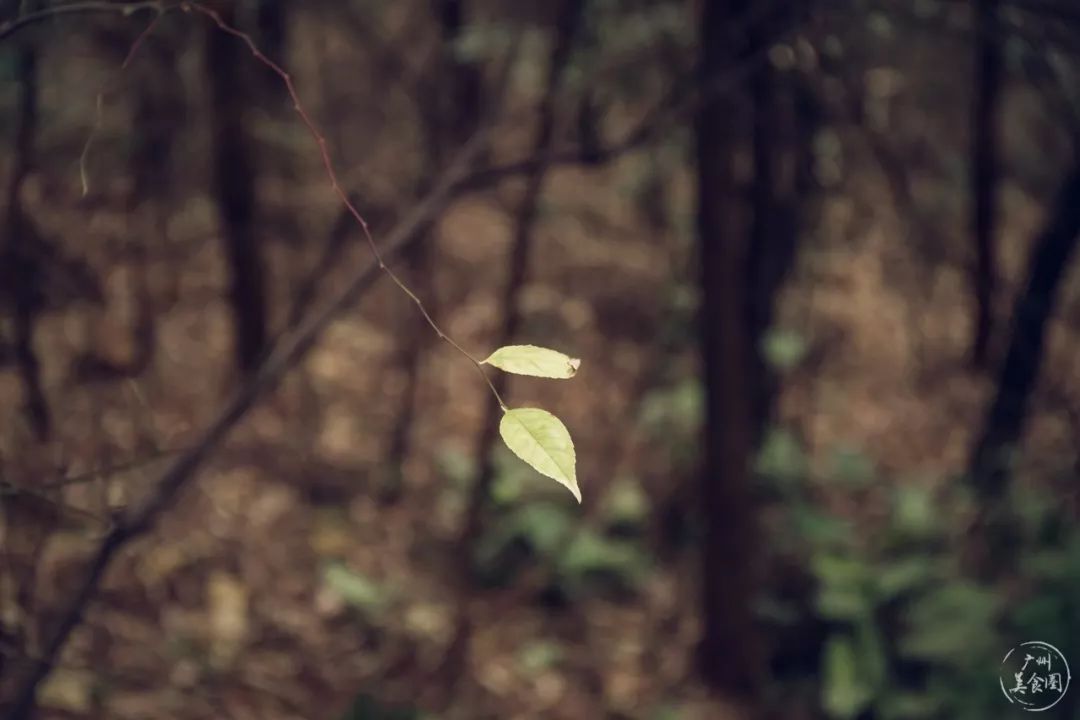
[499,408,580,502]
[482,345,580,379]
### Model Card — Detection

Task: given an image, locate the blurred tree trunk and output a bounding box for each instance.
[2,3,49,439]
[745,14,806,439]
[77,30,185,380]
[746,34,776,428]
[386,0,484,483]
[435,0,483,148]
[969,154,1080,499]
[256,0,287,67]
[695,0,766,701]
[206,9,269,374]
[970,0,1002,369]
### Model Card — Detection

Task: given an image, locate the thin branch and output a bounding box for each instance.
[0,0,165,42]
[183,1,507,409]
[80,9,163,196]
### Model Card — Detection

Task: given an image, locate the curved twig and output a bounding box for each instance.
[0,0,166,43]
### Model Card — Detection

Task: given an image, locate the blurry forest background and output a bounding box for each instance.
[1,0,1080,718]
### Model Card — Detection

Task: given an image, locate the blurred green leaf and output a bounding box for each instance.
[452,21,515,63]
[517,640,564,675]
[854,616,888,693]
[792,505,853,548]
[822,636,872,719]
[648,703,683,720]
[875,556,937,600]
[322,564,388,616]
[473,502,574,583]
[814,554,871,620]
[890,485,938,538]
[601,478,649,531]
[756,427,807,491]
[434,445,476,488]
[1013,595,1068,637]
[639,380,703,435]
[557,529,648,593]
[813,553,867,587]
[899,582,998,662]
[339,692,424,720]
[761,328,808,372]
[513,503,576,556]
[879,691,942,720]
[828,446,875,488]
[817,586,871,621]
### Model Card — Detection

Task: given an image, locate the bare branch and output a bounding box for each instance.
[0,0,165,43]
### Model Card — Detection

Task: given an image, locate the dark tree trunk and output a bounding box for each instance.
[256,0,287,65]
[76,30,185,382]
[3,10,49,439]
[969,155,1080,498]
[695,0,765,701]
[970,0,1002,369]
[206,12,269,374]
[435,0,483,148]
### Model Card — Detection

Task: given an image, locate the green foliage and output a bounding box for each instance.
[473,482,650,598]
[822,635,873,719]
[452,20,521,64]
[516,639,564,675]
[761,328,808,372]
[756,427,808,494]
[639,379,702,435]
[767,432,1080,720]
[647,702,684,720]
[638,379,702,476]
[600,478,650,534]
[339,692,426,720]
[826,446,876,489]
[557,527,650,595]
[322,564,391,618]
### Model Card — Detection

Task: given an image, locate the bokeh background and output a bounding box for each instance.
[2,0,1080,718]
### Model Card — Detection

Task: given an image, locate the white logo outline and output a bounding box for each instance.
[1000,640,1071,712]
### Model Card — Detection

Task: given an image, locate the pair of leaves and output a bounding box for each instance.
[481,345,582,503]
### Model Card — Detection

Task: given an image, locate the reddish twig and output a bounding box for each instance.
[0,0,166,43]
[80,10,163,195]
[183,1,507,409]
